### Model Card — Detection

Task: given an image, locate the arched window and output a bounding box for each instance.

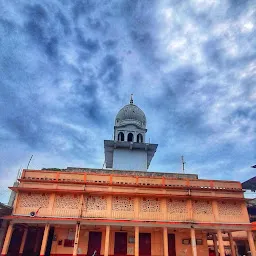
[137,133,143,143]
[127,133,134,142]
[118,132,124,141]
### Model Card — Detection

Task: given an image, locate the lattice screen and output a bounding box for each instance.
[193,200,213,215]
[54,194,80,209]
[112,196,134,211]
[167,199,187,214]
[218,202,242,216]
[140,197,161,212]
[19,193,50,208]
[85,196,107,211]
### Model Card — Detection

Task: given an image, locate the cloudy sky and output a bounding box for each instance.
[0,0,255,203]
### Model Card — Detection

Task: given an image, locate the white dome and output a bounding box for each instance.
[115,103,146,129]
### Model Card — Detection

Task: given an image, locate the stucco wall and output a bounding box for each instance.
[113,149,148,171]
[115,124,146,143]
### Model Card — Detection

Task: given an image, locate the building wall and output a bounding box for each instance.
[113,149,147,171]
[50,228,73,255]
[49,227,208,256]
[7,169,249,256]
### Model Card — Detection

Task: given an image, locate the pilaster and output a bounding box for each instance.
[163,227,168,256]
[104,226,110,256]
[190,228,197,256]
[39,224,50,256]
[247,230,256,256]
[217,230,225,256]
[135,226,139,256]
[213,233,219,256]
[228,232,236,256]
[1,223,13,256]
[19,228,28,256]
[73,222,81,256]
[212,200,219,222]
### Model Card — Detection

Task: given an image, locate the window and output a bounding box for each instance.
[127,133,133,142]
[118,132,124,141]
[137,133,143,143]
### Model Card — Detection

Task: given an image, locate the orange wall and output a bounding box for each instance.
[14,192,249,224]
[50,227,208,256]
[50,228,73,255]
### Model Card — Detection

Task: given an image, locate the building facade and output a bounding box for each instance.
[1,99,256,256]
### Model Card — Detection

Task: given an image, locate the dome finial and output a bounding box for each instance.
[130,94,133,104]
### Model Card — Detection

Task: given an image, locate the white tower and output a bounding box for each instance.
[104,96,158,171]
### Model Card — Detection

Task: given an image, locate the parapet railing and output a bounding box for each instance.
[19,170,242,191]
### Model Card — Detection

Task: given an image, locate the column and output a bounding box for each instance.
[163,227,168,256]
[39,224,50,256]
[228,232,236,256]
[217,230,225,256]
[212,233,219,256]
[73,222,81,256]
[1,223,13,256]
[19,228,28,256]
[135,226,139,256]
[190,228,197,256]
[247,230,256,256]
[104,226,110,256]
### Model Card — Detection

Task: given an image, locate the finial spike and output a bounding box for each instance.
[130,94,133,104]
[181,155,186,173]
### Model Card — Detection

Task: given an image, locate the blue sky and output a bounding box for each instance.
[0,0,255,203]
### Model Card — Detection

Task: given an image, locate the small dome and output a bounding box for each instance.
[115,102,146,129]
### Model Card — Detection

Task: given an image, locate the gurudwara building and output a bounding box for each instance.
[1,98,256,256]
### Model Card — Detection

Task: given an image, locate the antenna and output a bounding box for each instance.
[27,155,33,169]
[181,156,186,173]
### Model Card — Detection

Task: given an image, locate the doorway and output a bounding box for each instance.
[139,233,151,256]
[7,227,24,256]
[114,232,127,255]
[22,227,44,256]
[168,234,176,256]
[87,232,102,256]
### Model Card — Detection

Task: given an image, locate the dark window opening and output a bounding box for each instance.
[137,133,143,143]
[118,132,124,141]
[127,133,133,142]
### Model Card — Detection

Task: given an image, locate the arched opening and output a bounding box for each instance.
[127,133,134,142]
[137,133,143,143]
[118,132,124,141]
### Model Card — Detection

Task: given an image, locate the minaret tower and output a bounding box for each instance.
[104,95,158,171]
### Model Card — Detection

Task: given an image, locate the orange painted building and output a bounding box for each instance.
[1,98,256,256]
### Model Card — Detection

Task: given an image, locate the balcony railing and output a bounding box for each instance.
[14,205,249,224]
